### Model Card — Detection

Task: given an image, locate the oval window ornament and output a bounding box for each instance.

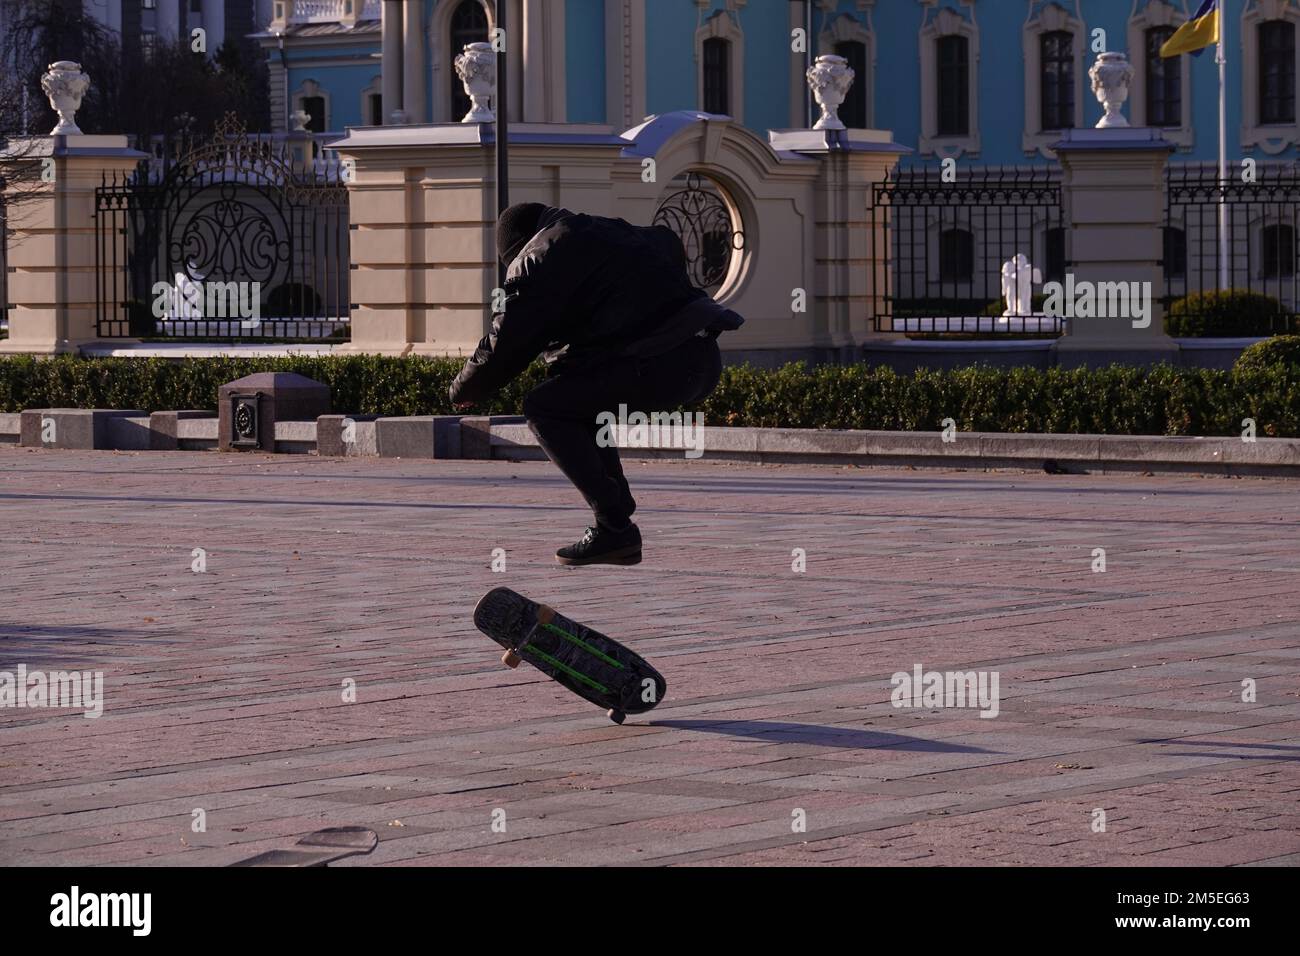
[652,172,744,296]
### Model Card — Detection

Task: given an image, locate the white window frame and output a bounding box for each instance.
[918,0,981,159]
[1022,1,1086,158]
[1128,0,1194,149]
[696,4,745,123]
[1242,0,1300,155]
[817,5,877,129]
[292,79,330,132]
[430,0,524,124]
[360,74,383,127]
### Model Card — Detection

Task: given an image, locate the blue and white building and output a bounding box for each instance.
[252,1,1298,165]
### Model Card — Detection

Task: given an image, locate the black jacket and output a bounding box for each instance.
[449,206,744,405]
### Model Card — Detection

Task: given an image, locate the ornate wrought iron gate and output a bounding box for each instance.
[95,116,350,341]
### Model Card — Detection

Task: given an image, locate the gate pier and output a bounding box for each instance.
[0,134,146,354]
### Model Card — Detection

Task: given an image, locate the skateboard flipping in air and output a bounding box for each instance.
[473,586,666,724]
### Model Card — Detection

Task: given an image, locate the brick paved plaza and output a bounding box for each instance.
[1,448,1297,867]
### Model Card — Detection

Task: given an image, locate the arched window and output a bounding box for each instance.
[450,0,490,122]
[1145,27,1181,128]
[834,40,868,129]
[939,228,974,284]
[936,35,969,137]
[1040,31,1074,131]
[1260,20,1296,125]
[301,96,326,133]
[1263,224,1295,278]
[703,37,730,115]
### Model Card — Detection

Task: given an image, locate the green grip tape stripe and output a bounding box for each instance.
[540,621,625,670]
[522,644,611,695]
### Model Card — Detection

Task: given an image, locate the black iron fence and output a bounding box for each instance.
[1164,162,1300,333]
[95,116,350,341]
[869,165,1065,335]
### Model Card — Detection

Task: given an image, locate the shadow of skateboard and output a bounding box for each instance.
[229,827,379,867]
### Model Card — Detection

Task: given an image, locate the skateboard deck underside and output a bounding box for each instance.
[474,587,666,715]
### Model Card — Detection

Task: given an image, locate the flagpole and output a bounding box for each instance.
[1217,2,1228,292]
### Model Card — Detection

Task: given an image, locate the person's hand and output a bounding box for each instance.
[453,401,475,412]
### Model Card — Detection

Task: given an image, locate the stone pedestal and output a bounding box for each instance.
[1051,128,1179,368]
[19,408,145,449]
[769,128,910,350]
[217,372,330,453]
[0,135,147,355]
[149,410,214,450]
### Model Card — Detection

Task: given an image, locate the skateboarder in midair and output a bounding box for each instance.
[450,203,743,566]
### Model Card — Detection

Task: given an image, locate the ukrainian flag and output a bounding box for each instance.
[1160,0,1220,58]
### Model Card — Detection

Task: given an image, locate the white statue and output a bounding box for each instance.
[167,270,205,323]
[41,61,90,135]
[1000,254,1041,318]
[455,41,496,124]
[1090,52,1135,129]
[806,54,855,131]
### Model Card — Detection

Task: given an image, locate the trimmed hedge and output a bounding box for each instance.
[1235,335,1300,375]
[0,354,545,419]
[0,354,1297,437]
[1165,290,1296,337]
[698,362,1299,437]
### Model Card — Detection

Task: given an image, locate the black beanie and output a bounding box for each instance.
[496,202,547,265]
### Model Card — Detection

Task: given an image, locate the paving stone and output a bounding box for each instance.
[0,450,1296,865]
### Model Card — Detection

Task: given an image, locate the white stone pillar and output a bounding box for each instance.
[382,1,403,124]
[402,0,426,124]
[158,0,182,42]
[522,0,565,122]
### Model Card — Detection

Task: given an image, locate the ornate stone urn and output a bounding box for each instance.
[806,54,855,131]
[291,109,311,132]
[1089,52,1135,129]
[454,41,496,123]
[41,61,90,135]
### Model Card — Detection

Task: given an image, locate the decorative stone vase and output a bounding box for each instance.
[41,61,90,135]
[455,41,496,124]
[806,54,855,131]
[291,110,311,132]
[1089,52,1135,129]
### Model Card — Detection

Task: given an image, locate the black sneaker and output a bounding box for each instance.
[556,523,642,566]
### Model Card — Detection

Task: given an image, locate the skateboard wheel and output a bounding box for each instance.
[502,649,521,669]
[536,605,555,626]
[607,709,625,725]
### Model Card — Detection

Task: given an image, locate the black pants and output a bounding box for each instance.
[523,334,723,529]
